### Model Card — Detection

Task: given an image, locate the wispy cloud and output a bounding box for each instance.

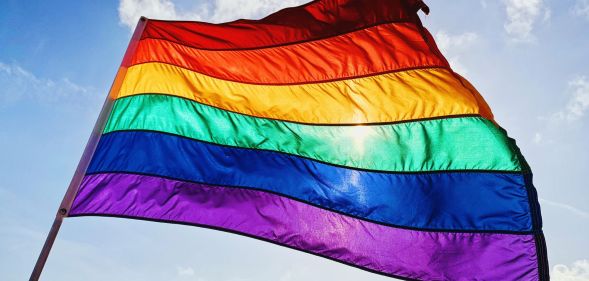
[176,265,195,277]
[553,260,589,281]
[118,0,307,30]
[434,31,478,74]
[539,198,589,219]
[0,61,92,108]
[118,0,205,29]
[0,219,137,281]
[573,0,589,20]
[533,132,544,144]
[551,76,589,122]
[204,0,307,23]
[503,0,550,42]
[534,75,589,144]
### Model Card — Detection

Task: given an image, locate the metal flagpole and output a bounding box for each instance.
[29,16,148,281]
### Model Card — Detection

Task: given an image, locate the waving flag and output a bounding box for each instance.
[62,0,547,280]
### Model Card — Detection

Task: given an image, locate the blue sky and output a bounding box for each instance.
[1,0,588,280]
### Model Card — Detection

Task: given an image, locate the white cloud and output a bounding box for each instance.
[480,0,488,9]
[553,260,589,281]
[176,265,195,277]
[0,61,91,107]
[434,31,478,74]
[118,0,204,29]
[551,76,589,122]
[539,198,589,219]
[573,0,589,20]
[118,0,307,30]
[205,0,307,22]
[533,132,543,144]
[535,76,589,144]
[436,32,479,52]
[503,0,550,42]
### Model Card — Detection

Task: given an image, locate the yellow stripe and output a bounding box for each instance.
[117,63,493,124]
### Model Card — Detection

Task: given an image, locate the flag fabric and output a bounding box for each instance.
[67,0,548,280]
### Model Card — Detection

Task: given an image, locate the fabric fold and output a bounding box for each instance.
[87,131,532,232]
[69,0,547,279]
[70,173,539,281]
[133,23,446,84]
[117,64,492,124]
[105,95,520,172]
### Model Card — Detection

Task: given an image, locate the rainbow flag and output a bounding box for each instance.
[65,0,548,279]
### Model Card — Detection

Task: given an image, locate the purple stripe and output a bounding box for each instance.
[70,173,539,280]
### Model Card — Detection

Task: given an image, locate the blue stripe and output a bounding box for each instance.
[88,131,532,232]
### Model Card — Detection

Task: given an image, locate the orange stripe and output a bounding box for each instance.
[132,23,447,85]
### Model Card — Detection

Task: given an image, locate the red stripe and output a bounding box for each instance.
[141,0,425,50]
[132,22,447,84]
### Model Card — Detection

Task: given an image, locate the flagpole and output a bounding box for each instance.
[29,16,148,281]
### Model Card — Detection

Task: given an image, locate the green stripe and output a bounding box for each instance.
[104,94,522,172]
